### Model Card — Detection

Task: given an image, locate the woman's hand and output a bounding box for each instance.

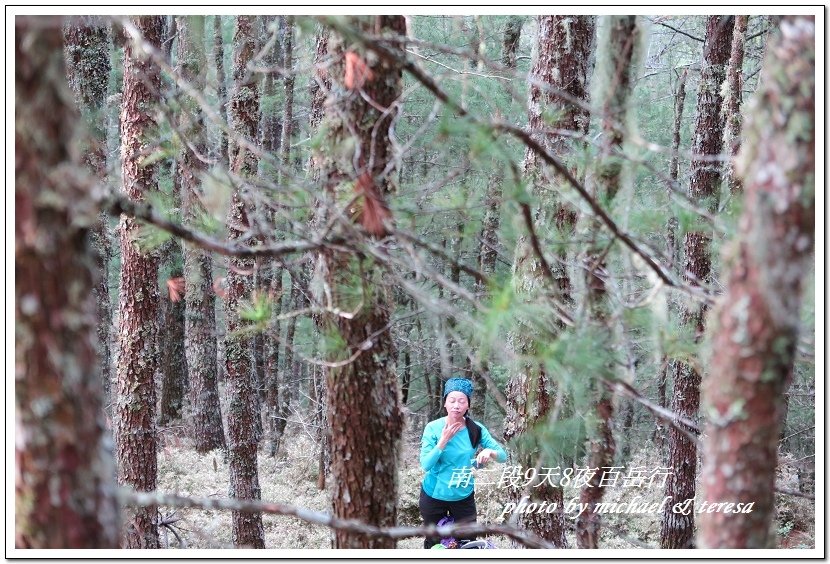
[475,448,497,467]
[437,421,464,450]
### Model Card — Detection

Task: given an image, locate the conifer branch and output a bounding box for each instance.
[329,20,707,303]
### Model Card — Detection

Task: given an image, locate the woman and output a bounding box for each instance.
[419,377,507,548]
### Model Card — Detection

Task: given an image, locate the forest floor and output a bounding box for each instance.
[155,424,814,550]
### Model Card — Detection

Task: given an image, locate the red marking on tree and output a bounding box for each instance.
[355,172,391,237]
[166,277,185,302]
[212,277,228,298]
[344,51,374,90]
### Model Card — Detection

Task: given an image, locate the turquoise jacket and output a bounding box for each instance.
[420,416,508,501]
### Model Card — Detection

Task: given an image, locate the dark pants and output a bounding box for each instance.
[419,486,477,549]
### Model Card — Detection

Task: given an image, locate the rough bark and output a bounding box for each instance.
[158,182,187,426]
[62,17,114,414]
[15,17,120,549]
[655,68,688,450]
[722,15,748,195]
[158,278,187,425]
[213,15,228,168]
[504,15,595,549]
[255,17,282,438]
[661,15,734,550]
[501,15,523,69]
[224,15,265,549]
[317,16,406,549]
[576,15,640,549]
[699,15,814,549]
[279,16,295,179]
[158,18,187,427]
[176,16,226,453]
[307,23,332,487]
[114,16,164,549]
[259,15,284,168]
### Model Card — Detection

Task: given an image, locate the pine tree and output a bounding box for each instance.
[722,15,748,195]
[576,15,641,549]
[15,16,120,548]
[317,16,406,549]
[699,15,814,548]
[177,15,226,453]
[307,23,333,486]
[471,16,524,419]
[224,15,265,548]
[213,16,229,168]
[62,16,114,415]
[115,15,164,549]
[661,15,734,550]
[504,14,595,548]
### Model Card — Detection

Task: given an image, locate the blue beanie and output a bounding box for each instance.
[443,377,473,400]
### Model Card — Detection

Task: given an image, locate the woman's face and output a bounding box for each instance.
[444,391,469,419]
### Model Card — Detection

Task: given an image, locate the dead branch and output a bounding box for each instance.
[118,488,556,548]
[101,192,346,259]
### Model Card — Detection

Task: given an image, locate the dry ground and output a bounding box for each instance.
[154,425,814,550]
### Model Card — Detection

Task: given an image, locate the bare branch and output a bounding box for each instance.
[117,488,556,548]
[394,227,490,286]
[102,192,343,259]
[650,19,704,43]
[608,380,702,446]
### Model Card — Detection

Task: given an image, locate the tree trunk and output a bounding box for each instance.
[699,15,814,549]
[317,16,406,549]
[655,68,688,450]
[265,272,283,457]
[255,15,286,458]
[575,15,640,549]
[722,15,748,195]
[279,16,295,182]
[402,348,412,404]
[213,15,228,168]
[669,68,688,184]
[661,15,734,550]
[158,276,187,425]
[158,21,187,427]
[224,15,265,549]
[259,15,284,170]
[15,17,120,548]
[114,16,164,549]
[501,15,523,69]
[308,22,332,488]
[62,16,114,416]
[504,15,595,548]
[176,16,226,453]
[270,16,300,458]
